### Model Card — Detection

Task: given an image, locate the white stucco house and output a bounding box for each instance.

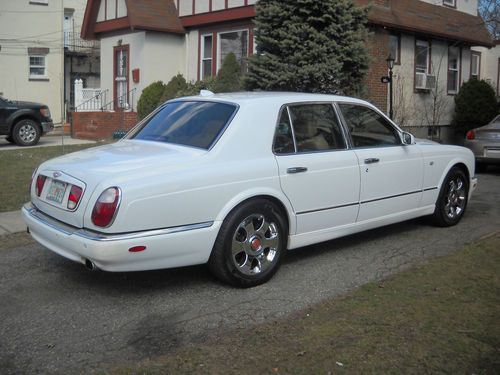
[0,0,99,126]
[81,0,494,142]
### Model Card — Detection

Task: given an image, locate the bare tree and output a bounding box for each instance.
[479,0,500,39]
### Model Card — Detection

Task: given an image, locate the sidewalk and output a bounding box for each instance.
[0,210,25,236]
[0,134,95,151]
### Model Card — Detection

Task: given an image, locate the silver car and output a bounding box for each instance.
[464,115,500,172]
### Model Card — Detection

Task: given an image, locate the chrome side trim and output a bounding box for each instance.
[24,204,214,242]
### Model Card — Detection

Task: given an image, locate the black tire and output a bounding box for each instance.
[12,119,41,146]
[5,136,15,144]
[208,199,287,288]
[431,167,469,227]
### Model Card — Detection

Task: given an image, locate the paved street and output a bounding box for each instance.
[0,170,499,374]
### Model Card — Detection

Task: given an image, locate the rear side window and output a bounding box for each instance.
[274,103,346,154]
[339,104,400,148]
[130,101,237,149]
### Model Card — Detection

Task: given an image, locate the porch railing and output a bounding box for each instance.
[101,88,137,112]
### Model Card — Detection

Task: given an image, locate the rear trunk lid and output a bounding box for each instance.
[31,140,207,228]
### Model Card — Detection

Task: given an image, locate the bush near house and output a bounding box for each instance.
[452,78,498,134]
[137,81,166,120]
[245,0,369,95]
[137,53,243,119]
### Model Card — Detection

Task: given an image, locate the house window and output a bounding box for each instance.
[443,0,456,7]
[201,34,213,79]
[471,51,481,79]
[415,40,430,74]
[218,30,249,73]
[29,55,47,79]
[447,46,460,94]
[389,34,400,64]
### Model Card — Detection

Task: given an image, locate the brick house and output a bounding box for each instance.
[81,0,493,142]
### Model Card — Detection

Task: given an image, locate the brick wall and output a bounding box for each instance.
[364,27,389,112]
[72,111,138,141]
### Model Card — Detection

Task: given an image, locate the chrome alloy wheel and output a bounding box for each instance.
[444,176,466,219]
[19,124,37,143]
[231,214,280,276]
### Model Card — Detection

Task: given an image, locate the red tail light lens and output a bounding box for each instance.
[466,130,475,140]
[36,175,47,197]
[67,185,83,210]
[91,187,121,228]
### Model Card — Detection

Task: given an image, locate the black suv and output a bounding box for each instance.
[0,96,54,146]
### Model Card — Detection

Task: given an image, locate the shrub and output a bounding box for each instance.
[213,52,243,93]
[137,81,166,119]
[177,76,217,97]
[452,78,498,134]
[160,74,188,103]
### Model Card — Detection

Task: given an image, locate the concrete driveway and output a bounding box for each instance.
[0,134,94,151]
[0,169,499,374]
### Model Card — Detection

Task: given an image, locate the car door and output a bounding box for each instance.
[337,102,424,222]
[273,103,360,235]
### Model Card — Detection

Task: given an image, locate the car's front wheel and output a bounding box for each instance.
[208,199,287,288]
[432,167,469,227]
[12,119,41,146]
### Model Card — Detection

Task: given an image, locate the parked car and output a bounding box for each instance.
[464,115,500,172]
[0,95,54,146]
[22,92,477,287]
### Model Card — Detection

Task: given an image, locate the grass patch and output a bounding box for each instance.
[0,144,98,212]
[113,233,500,374]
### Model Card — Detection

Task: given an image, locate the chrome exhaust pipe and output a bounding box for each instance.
[84,258,98,271]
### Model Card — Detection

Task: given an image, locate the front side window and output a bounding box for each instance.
[447,46,460,94]
[29,55,46,78]
[130,101,237,149]
[339,104,400,148]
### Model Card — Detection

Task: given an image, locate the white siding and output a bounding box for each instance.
[179,0,192,16]
[419,0,477,16]
[106,0,117,20]
[186,30,200,81]
[212,0,226,11]
[195,0,210,14]
[228,0,245,7]
[472,45,500,95]
[97,0,106,22]
[117,0,127,18]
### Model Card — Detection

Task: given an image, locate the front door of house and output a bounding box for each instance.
[114,45,129,110]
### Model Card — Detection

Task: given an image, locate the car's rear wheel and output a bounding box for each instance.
[432,167,469,227]
[208,199,287,288]
[12,119,41,146]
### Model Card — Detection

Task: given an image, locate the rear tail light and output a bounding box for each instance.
[466,130,475,140]
[91,187,121,228]
[35,175,47,197]
[67,185,83,210]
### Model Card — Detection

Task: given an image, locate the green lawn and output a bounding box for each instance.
[0,144,98,212]
[114,233,500,374]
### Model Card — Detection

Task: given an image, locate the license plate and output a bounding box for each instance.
[46,180,67,204]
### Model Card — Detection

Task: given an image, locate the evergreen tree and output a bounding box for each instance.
[160,74,188,102]
[213,52,243,93]
[137,81,166,119]
[245,0,369,95]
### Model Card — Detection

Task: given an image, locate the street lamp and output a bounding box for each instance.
[381,54,395,120]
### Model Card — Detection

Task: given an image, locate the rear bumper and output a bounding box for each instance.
[41,121,54,134]
[22,203,221,272]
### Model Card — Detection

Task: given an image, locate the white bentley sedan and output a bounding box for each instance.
[23,92,477,287]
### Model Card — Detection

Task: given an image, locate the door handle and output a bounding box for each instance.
[287,167,308,174]
[364,158,380,164]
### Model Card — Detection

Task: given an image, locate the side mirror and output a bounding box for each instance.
[402,132,415,145]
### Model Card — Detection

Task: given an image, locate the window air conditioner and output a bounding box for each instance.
[425,75,437,89]
[415,72,427,90]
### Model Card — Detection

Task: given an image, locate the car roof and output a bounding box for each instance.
[176,91,369,107]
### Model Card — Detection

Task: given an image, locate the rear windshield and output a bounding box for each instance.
[130,101,238,149]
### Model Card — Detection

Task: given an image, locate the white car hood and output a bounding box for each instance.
[33,140,207,228]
